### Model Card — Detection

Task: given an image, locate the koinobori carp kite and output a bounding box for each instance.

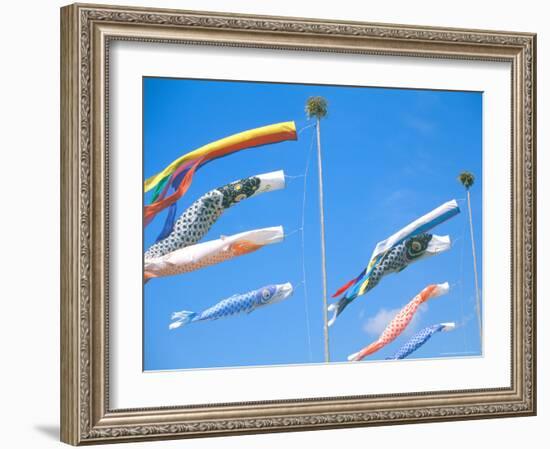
[329,199,459,326]
[144,121,297,225]
[328,233,451,326]
[146,170,286,259]
[386,322,456,360]
[144,226,284,281]
[347,283,450,361]
[169,283,294,329]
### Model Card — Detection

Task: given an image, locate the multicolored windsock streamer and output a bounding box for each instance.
[347,283,450,361]
[146,170,286,259]
[328,233,451,326]
[328,200,459,326]
[144,226,284,281]
[169,283,294,329]
[143,121,297,225]
[386,322,456,360]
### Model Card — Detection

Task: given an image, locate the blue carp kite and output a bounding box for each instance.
[386,322,456,360]
[169,283,294,329]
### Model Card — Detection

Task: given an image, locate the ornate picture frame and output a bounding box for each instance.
[60,3,536,445]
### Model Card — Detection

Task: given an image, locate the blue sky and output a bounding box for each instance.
[143,77,482,371]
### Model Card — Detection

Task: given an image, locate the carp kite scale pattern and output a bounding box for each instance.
[169,283,294,329]
[143,121,297,224]
[386,322,456,360]
[145,170,285,260]
[144,226,284,281]
[328,233,451,326]
[348,283,450,361]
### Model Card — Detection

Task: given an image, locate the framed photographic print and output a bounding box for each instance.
[60,3,537,445]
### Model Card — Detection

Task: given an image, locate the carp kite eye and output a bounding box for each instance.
[262,289,271,300]
[234,183,242,191]
[412,241,421,251]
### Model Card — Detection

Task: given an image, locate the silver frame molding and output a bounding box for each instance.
[60,3,536,445]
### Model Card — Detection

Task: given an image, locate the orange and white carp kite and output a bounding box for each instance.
[144,226,284,281]
[347,283,450,361]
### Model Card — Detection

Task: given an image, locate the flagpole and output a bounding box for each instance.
[315,118,330,363]
[466,189,483,347]
[458,171,482,352]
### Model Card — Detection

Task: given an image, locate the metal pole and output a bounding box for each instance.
[315,119,330,362]
[466,190,483,349]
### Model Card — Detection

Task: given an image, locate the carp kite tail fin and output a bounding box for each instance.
[144,271,158,283]
[169,310,198,329]
[348,341,384,361]
[332,255,382,298]
[332,278,358,298]
[327,295,355,327]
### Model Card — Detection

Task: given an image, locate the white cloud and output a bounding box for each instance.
[362,304,428,337]
[363,308,398,335]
